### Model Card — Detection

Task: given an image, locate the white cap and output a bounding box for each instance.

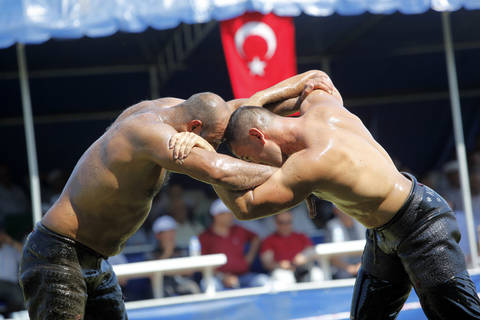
[209,199,231,216]
[152,215,177,233]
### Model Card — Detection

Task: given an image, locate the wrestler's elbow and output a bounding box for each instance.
[234,195,264,221]
[231,208,257,221]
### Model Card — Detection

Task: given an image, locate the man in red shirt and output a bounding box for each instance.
[260,211,323,284]
[199,199,269,290]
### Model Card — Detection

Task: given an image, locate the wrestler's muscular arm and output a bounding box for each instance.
[246,70,338,115]
[131,117,275,190]
[214,150,319,220]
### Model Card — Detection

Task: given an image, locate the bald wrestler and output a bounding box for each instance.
[19,70,334,320]
[173,75,480,319]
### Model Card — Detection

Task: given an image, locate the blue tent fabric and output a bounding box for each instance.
[0,0,479,49]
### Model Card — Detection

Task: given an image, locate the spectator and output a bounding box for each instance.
[152,215,178,259]
[0,164,27,219]
[151,215,200,296]
[0,225,24,317]
[326,206,365,279]
[439,160,463,211]
[260,211,323,284]
[169,197,203,250]
[199,199,269,290]
[238,203,322,240]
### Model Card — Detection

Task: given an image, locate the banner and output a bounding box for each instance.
[220,12,297,99]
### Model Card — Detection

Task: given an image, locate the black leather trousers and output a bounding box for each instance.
[19,223,127,320]
[351,173,480,320]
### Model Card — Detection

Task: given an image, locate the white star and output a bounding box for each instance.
[248,56,266,76]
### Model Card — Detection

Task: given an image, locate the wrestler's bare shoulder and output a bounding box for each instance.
[113,97,184,124]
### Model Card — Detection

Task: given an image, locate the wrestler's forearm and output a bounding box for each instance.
[213,186,254,219]
[169,148,276,191]
[208,155,276,190]
[213,186,272,220]
[246,70,322,108]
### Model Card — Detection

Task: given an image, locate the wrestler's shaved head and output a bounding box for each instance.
[182,92,229,132]
[180,92,230,147]
[224,106,274,148]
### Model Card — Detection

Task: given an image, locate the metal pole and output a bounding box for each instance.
[441,12,478,267]
[16,43,42,225]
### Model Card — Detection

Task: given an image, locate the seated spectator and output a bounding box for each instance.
[326,206,365,279]
[199,199,269,290]
[153,215,179,259]
[152,215,200,296]
[0,164,27,220]
[169,197,204,250]
[439,160,463,211]
[238,203,323,240]
[260,211,323,284]
[0,224,24,317]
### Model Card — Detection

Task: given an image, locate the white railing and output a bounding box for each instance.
[314,240,366,279]
[113,254,227,298]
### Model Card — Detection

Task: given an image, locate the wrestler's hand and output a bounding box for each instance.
[297,74,343,107]
[169,132,215,160]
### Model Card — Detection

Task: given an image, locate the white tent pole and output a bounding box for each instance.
[16,43,42,225]
[441,12,478,267]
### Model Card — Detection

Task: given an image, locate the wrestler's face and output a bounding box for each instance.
[201,122,227,150]
[231,138,284,167]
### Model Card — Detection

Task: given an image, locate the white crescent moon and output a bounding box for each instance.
[234,21,277,60]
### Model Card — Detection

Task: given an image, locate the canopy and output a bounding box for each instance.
[1,0,480,49]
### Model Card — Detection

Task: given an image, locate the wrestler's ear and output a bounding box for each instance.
[248,128,266,145]
[187,120,203,134]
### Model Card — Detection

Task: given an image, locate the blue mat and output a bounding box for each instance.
[127,273,480,320]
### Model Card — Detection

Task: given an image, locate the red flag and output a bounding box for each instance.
[220,12,297,99]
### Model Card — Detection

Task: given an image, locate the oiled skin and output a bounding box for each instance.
[216,91,412,228]
[42,98,274,257]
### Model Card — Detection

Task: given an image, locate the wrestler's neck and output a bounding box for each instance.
[271,118,307,157]
[157,107,190,132]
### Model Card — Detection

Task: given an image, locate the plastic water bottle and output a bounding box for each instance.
[189,235,201,256]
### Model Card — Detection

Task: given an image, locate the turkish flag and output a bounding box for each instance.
[220,12,297,99]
